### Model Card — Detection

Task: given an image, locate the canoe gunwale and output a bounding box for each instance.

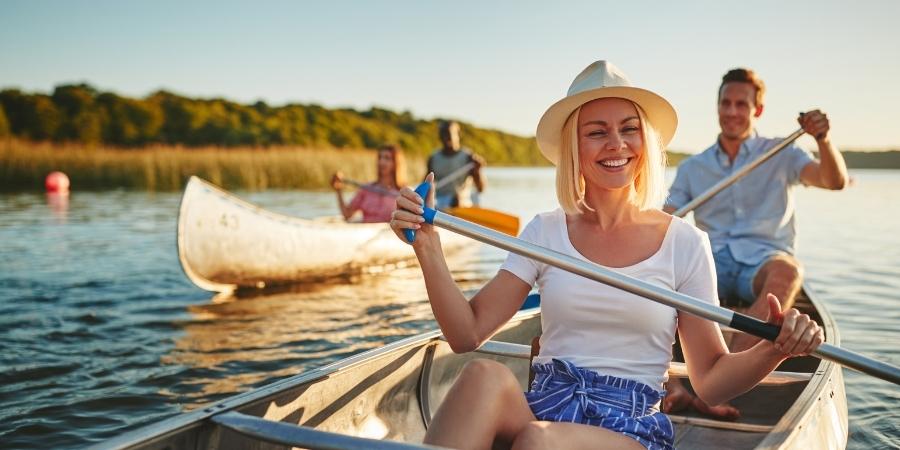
[210,411,440,450]
[752,282,847,449]
[91,328,440,450]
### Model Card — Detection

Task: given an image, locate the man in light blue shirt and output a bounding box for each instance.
[662,68,848,418]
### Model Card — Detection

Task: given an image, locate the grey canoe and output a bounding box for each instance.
[177,177,473,294]
[93,284,847,450]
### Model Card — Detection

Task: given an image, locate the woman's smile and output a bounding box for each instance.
[597,157,633,171]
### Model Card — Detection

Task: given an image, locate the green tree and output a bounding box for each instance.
[0,83,547,164]
[97,93,164,145]
[0,90,61,139]
[52,84,105,143]
[0,105,9,137]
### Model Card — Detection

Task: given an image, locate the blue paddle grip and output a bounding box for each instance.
[403,181,432,244]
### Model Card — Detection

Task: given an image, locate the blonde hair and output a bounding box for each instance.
[555,101,667,214]
[378,144,407,188]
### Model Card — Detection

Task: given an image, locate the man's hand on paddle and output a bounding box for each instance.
[798,109,830,142]
[470,153,486,173]
[331,172,345,191]
[764,293,824,357]
[390,172,439,247]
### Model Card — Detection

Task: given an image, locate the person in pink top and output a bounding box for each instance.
[331,144,407,223]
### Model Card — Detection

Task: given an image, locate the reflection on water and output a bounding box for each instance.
[166,251,490,407]
[45,193,69,223]
[0,168,897,449]
[792,172,900,450]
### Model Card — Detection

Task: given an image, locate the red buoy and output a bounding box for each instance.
[45,171,70,194]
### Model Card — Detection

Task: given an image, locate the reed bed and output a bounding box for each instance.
[0,140,424,191]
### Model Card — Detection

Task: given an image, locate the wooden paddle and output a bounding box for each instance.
[341,179,398,196]
[402,181,519,238]
[446,206,519,237]
[344,161,475,195]
[403,181,900,385]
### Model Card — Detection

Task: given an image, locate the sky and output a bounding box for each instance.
[1,0,898,152]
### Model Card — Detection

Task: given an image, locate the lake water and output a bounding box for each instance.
[0,167,898,449]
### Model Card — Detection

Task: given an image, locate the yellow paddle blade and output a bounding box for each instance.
[446,207,520,236]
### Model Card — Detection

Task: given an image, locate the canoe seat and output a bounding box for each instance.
[473,339,811,434]
[666,414,774,433]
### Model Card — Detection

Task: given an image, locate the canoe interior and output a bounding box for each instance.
[671,289,847,449]
[101,286,846,450]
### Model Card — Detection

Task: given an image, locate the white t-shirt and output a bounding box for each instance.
[500,209,719,389]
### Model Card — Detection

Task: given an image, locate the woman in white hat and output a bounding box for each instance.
[389,61,823,450]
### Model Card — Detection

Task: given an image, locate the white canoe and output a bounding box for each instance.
[177,176,472,293]
[94,285,847,450]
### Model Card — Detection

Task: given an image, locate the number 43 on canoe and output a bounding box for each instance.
[176,177,519,294]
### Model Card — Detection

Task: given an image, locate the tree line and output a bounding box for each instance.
[0,84,546,165]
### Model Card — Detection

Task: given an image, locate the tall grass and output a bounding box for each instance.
[0,140,425,191]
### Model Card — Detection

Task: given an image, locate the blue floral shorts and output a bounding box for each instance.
[525,359,675,450]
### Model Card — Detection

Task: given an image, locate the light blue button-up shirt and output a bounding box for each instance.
[665,132,815,265]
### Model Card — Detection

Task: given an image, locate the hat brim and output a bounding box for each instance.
[535,86,677,165]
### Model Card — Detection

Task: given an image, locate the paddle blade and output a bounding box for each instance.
[447,207,520,236]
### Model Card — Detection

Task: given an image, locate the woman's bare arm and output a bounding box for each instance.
[390,173,531,352]
[679,294,823,405]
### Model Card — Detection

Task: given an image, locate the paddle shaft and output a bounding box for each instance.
[418,206,900,385]
[342,179,398,196]
[344,162,476,199]
[674,128,805,218]
[434,162,476,191]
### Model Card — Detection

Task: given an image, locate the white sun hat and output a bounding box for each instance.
[536,60,678,165]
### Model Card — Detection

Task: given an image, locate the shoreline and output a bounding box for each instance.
[2,140,898,192]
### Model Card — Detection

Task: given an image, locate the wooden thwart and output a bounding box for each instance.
[667,361,811,385]
[474,340,812,386]
[668,414,775,433]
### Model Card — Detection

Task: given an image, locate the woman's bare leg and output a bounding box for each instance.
[424,359,536,450]
[511,421,646,450]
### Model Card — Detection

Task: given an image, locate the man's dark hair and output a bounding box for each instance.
[719,68,766,107]
[438,120,460,137]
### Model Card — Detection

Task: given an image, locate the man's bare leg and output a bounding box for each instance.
[662,377,693,413]
[731,255,803,353]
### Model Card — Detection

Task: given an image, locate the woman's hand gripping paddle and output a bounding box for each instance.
[403,180,436,244]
